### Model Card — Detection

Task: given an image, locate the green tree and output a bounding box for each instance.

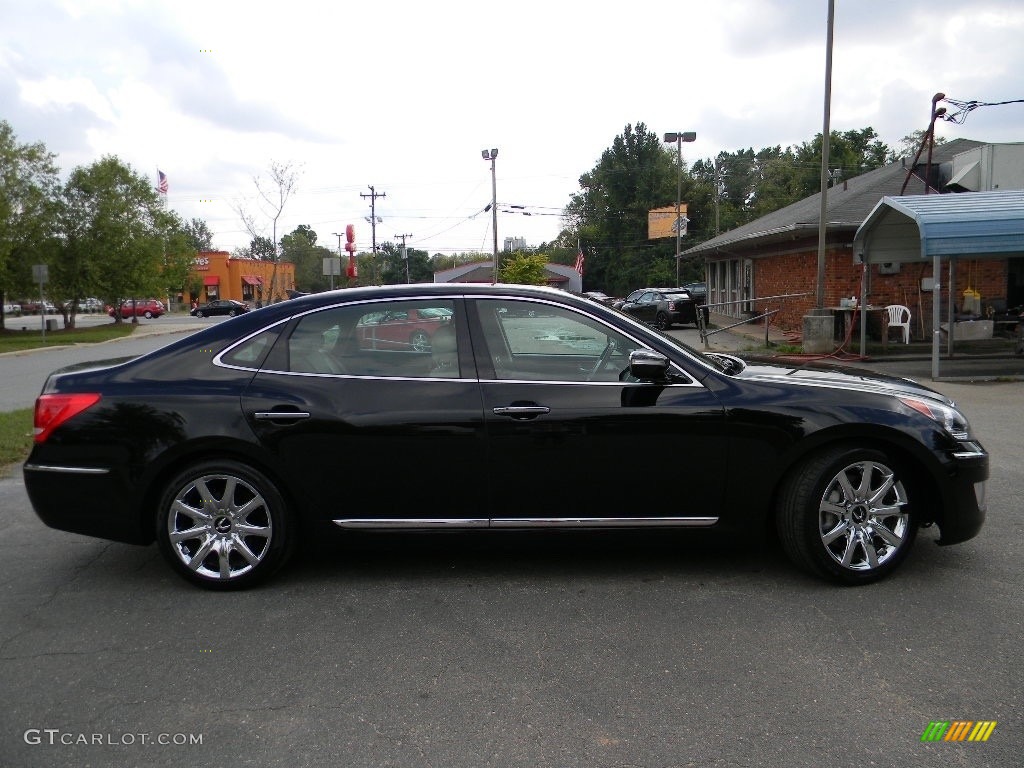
[160,211,200,309]
[248,236,276,261]
[184,217,214,251]
[280,225,335,292]
[561,122,685,297]
[378,240,434,284]
[0,121,62,329]
[59,155,170,324]
[889,129,947,164]
[499,252,548,285]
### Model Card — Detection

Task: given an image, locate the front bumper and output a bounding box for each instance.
[935,448,988,546]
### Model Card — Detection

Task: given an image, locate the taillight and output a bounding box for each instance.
[34,393,101,443]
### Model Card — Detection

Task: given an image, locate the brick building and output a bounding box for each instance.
[684,139,1023,339]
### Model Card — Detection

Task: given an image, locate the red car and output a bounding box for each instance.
[108,299,165,319]
[356,307,453,352]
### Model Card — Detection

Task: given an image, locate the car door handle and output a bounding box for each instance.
[253,411,311,421]
[492,406,550,420]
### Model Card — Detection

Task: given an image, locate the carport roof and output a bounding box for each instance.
[852,189,1024,381]
[855,189,1024,260]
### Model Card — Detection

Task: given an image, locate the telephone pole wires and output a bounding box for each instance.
[395,232,413,284]
[361,185,386,283]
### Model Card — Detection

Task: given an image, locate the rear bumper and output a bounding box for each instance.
[23,462,152,545]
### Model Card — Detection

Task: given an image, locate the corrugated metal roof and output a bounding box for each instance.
[856,189,1024,259]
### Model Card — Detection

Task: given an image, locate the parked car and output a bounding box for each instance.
[192,299,250,318]
[618,287,709,329]
[680,281,708,305]
[61,297,104,313]
[2,302,22,316]
[582,291,617,306]
[23,283,988,590]
[20,300,57,315]
[355,306,453,352]
[108,299,165,319]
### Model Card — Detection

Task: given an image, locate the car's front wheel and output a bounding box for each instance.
[155,461,295,590]
[228,309,237,316]
[196,310,206,318]
[144,311,154,319]
[776,445,918,584]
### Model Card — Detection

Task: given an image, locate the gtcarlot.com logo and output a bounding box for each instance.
[24,729,203,746]
[921,721,997,742]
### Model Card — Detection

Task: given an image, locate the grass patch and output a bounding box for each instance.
[762,343,803,354]
[0,408,33,477]
[0,322,135,354]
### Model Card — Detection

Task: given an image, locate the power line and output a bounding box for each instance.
[939,96,1024,124]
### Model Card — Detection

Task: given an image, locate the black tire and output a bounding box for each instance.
[655,312,671,330]
[144,311,154,319]
[776,445,918,585]
[228,309,237,316]
[155,460,295,590]
[197,310,206,318]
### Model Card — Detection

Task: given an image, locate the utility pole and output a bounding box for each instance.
[481,149,499,282]
[361,185,386,283]
[395,233,413,284]
[714,157,721,236]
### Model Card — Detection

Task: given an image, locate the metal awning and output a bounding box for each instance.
[241,275,263,286]
[853,190,1024,379]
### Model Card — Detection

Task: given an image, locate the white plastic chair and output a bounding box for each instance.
[884,304,912,344]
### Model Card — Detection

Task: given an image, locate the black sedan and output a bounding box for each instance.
[618,287,709,329]
[24,283,988,589]
[192,299,249,317]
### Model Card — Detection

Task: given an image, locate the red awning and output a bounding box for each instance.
[203,276,220,286]
[242,275,263,286]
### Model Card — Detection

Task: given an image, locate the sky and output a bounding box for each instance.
[2,0,1023,257]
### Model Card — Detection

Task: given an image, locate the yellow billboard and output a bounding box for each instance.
[648,204,689,239]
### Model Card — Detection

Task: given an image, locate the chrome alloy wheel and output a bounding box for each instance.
[167,473,273,581]
[817,460,909,571]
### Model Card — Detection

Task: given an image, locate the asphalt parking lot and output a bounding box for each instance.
[0,316,1020,766]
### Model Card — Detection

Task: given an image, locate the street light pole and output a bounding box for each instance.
[663,132,696,287]
[482,148,499,282]
[331,232,343,290]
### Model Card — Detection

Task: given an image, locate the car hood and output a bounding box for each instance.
[724,355,954,406]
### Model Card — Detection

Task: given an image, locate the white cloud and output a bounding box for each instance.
[2,0,1022,254]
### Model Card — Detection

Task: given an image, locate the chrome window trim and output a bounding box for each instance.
[213,318,291,372]
[332,516,718,530]
[24,463,110,475]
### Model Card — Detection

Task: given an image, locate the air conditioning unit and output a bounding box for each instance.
[878,262,901,275]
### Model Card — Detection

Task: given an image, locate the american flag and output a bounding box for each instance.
[157,170,168,195]
[574,247,585,275]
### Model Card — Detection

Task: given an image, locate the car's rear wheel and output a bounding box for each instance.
[144,311,153,319]
[655,312,671,330]
[410,330,430,352]
[156,461,295,590]
[196,310,206,318]
[228,309,237,316]
[776,445,918,584]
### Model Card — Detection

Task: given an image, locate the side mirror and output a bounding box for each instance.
[628,349,670,380]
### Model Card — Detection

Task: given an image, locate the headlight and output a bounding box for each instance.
[898,396,971,440]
